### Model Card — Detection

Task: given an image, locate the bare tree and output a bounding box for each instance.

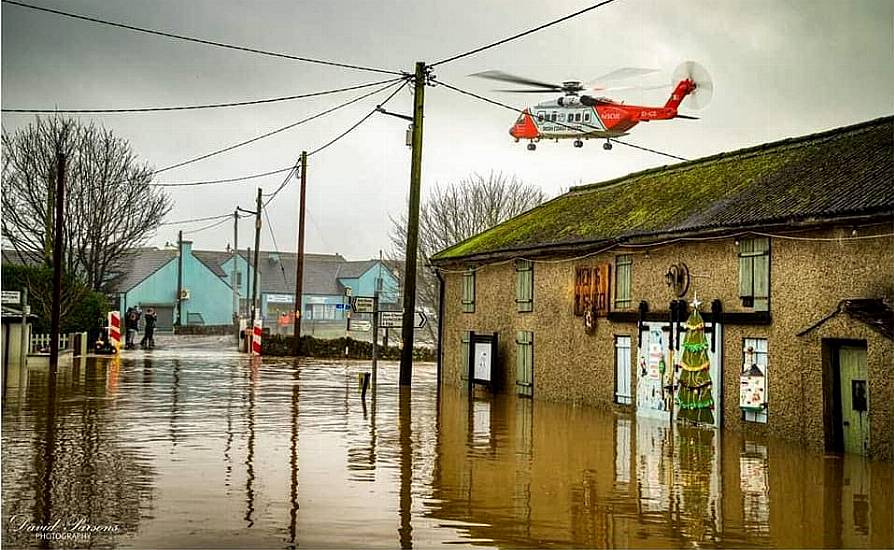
[389,171,546,342]
[2,117,171,291]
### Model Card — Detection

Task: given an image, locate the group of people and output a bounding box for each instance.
[125,306,158,350]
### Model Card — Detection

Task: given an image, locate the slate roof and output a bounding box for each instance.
[798,298,894,340]
[235,251,350,296]
[108,248,177,293]
[432,116,894,262]
[336,260,380,279]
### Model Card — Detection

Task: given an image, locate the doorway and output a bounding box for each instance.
[823,340,869,455]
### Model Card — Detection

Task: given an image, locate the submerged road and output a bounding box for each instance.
[2,341,892,548]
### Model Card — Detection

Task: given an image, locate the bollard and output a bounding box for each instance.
[361,372,371,400]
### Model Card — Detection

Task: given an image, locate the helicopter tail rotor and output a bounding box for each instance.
[671,61,713,110]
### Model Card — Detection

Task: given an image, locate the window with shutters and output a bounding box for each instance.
[614,255,632,309]
[516,331,534,397]
[738,238,770,311]
[515,259,533,312]
[742,338,769,423]
[462,267,475,313]
[614,336,632,404]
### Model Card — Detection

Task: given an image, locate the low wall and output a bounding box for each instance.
[263,334,435,361]
[174,324,235,336]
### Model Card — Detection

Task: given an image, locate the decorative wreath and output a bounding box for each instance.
[584,307,596,334]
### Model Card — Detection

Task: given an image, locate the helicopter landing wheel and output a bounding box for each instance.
[573,139,583,148]
[527,142,537,151]
[603,140,613,151]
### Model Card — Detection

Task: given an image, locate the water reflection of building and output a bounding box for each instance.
[1,360,154,548]
[431,117,894,460]
[426,388,894,548]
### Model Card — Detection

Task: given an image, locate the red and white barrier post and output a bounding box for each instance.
[108,310,122,351]
[251,320,263,356]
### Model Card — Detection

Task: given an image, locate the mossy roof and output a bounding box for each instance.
[432,116,893,263]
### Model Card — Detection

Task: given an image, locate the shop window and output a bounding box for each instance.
[462,267,475,313]
[614,255,632,309]
[515,259,533,312]
[741,338,768,423]
[738,237,770,311]
[516,331,534,397]
[615,336,632,404]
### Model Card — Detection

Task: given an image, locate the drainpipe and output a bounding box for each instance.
[175,230,183,330]
[435,267,445,389]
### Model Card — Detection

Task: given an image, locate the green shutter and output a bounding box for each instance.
[739,238,770,310]
[738,239,754,297]
[516,330,533,397]
[462,268,475,313]
[461,332,471,381]
[516,260,533,312]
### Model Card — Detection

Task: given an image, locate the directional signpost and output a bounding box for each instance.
[351,296,375,314]
[1,291,21,304]
[379,311,427,329]
[349,320,371,332]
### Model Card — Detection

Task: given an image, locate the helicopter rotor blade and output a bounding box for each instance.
[470,70,563,91]
[589,67,660,84]
[493,89,562,93]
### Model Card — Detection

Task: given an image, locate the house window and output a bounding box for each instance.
[615,336,632,404]
[614,255,632,309]
[462,267,475,313]
[738,237,769,311]
[515,259,533,312]
[742,338,769,423]
[516,331,533,397]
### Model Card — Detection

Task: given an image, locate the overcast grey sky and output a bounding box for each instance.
[3,0,892,260]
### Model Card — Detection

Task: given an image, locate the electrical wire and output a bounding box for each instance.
[262,167,298,207]
[430,0,621,67]
[2,78,403,114]
[159,213,232,226]
[181,216,231,235]
[153,78,404,175]
[434,78,688,162]
[2,0,402,76]
[307,79,410,157]
[262,204,289,285]
[151,166,295,187]
[262,79,409,207]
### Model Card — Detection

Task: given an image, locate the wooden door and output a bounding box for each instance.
[839,345,869,455]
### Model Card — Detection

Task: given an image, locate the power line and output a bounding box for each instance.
[308,79,410,157]
[434,79,688,162]
[153,78,404,174]
[2,0,402,76]
[151,166,295,187]
[159,213,232,226]
[430,0,621,67]
[181,216,232,235]
[262,204,289,284]
[262,79,409,207]
[2,78,402,114]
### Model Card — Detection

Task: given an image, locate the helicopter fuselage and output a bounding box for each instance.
[509,79,695,142]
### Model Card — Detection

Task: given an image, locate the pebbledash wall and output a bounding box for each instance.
[438,228,894,459]
[432,117,894,460]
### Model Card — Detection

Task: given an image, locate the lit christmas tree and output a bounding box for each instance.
[676,296,714,424]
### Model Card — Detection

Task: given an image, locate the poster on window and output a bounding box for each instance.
[473,341,492,382]
[739,366,766,411]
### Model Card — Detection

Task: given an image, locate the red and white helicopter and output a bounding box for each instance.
[472,61,712,150]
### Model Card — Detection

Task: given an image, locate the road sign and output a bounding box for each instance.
[335,303,346,310]
[379,311,426,329]
[349,320,371,332]
[1,290,21,304]
[351,296,375,313]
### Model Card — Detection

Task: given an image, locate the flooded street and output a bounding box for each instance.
[2,347,892,548]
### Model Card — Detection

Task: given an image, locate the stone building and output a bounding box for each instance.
[430,116,893,459]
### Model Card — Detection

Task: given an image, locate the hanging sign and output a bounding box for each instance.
[573,264,611,317]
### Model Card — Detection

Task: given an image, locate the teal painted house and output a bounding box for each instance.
[112,241,236,330]
[110,246,401,334]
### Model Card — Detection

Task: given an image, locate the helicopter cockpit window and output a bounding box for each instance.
[537,112,545,122]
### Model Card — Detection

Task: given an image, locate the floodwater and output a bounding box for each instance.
[2,347,892,549]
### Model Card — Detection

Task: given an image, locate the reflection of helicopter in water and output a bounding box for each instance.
[472,61,712,151]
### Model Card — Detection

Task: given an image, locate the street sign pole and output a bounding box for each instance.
[372,292,379,388]
[20,288,28,370]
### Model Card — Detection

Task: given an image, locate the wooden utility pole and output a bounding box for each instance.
[175,230,183,328]
[399,61,427,387]
[293,152,308,354]
[49,152,65,374]
[232,210,240,340]
[248,188,262,332]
